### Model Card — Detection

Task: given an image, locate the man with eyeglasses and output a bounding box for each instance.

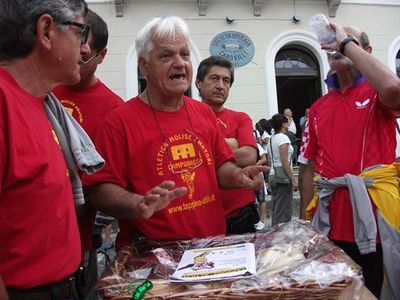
[195,56,262,234]
[53,8,124,300]
[0,0,102,299]
[62,20,91,45]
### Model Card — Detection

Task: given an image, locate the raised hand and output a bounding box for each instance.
[138,181,188,218]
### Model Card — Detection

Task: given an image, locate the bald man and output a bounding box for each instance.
[298,25,400,297]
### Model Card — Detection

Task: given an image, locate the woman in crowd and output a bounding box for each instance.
[267,114,298,226]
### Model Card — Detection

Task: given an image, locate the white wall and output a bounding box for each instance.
[88,0,400,123]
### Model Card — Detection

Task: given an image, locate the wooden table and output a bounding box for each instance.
[339,282,377,300]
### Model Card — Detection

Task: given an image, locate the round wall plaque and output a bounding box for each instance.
[209,31,255,68]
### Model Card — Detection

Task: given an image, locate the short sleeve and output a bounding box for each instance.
[82,113,129,189]
[276,133,290,146]
[236,112,257,149]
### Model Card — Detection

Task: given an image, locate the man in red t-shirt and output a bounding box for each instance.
[53,9,124,299]
[299,24,400,297]
[195,56,261,234]
[82,16,266,250]
[0,0,89,298]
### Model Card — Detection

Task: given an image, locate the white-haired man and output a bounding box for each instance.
[83,16,266,250]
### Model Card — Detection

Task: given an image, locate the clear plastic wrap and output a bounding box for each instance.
[97,220,363,299]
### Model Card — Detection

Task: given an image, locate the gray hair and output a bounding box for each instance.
[0,0,87,61]
[135,16,193,62]
[360,31,370,48]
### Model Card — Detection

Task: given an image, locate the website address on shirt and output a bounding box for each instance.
[167,194,216,214]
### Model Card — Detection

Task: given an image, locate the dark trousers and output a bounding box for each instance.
[333,240,383,298]
[7,276,79,300]
[226,203,260,235]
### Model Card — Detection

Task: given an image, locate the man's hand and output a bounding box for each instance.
[139,181,188,219]
[91,182,187,219]
[291,177,299,192]
[217,161,269,190]
[321,23,349,52]
[240,165,269,189]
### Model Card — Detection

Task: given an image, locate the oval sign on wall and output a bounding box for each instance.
[209,31,255,68]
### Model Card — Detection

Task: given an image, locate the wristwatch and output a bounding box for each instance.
[339,36,360,55]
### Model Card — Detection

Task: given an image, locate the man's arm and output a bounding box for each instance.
[330,24,400,109]
[224,137,238,150]
[298,161,315,219]
[230,113,258,167]
[90,182,187,219]
[216,161,268,191]
[279,144,298,191]
[224,117,258,167]
[232,145,258,167]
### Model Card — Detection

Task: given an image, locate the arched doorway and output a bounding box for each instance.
[274,45,321,138]
[396,50,400,77]
[265,30,329,120]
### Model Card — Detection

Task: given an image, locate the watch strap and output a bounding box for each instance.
[339,36,360,55]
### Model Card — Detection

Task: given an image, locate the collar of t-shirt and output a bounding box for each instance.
[324,73,365,90]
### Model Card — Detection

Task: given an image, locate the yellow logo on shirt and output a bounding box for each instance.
[155,131,214,200]
[61,99,83,123]
[171,143,196,160]
[181,171,196,199]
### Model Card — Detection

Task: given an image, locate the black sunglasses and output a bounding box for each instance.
[61,21,90,45]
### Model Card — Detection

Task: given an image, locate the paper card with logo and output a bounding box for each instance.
[170,243,256,282]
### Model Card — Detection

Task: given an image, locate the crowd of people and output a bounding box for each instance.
[1,1,399,300]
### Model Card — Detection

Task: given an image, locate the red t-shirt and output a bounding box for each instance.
[82,96,235,249]
[54,81,124,139]
[0,68,80,288]
[53,80,124,257]
[300,80,397,242]
[215,109,258,218]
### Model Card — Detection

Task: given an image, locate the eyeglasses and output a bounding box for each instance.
[61,21,90,45]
